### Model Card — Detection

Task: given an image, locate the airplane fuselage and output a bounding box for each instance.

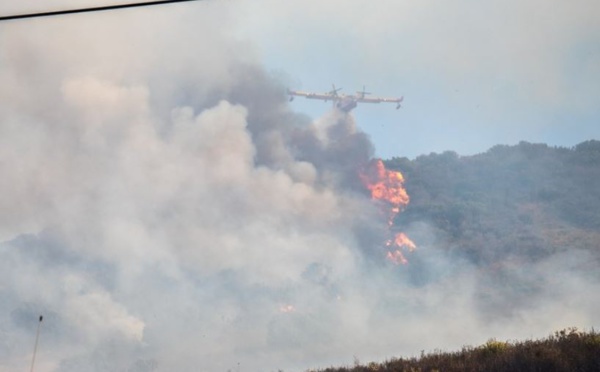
[335,96,358,112]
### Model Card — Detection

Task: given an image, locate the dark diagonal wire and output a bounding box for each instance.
[0,0,204,22]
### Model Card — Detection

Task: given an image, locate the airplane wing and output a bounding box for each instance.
[287,89,337,101]
[356,95,404,108]
[356,96,403,103]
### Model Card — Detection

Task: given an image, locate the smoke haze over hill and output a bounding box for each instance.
[0,2,599,372]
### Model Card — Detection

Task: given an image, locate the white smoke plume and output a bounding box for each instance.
[0,2,598,372]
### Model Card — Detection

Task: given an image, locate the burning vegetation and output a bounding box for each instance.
[360,159,416,264]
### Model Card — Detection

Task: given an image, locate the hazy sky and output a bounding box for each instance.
[234,0,600,158]
[0,1,599,372]
[3,0,599,158]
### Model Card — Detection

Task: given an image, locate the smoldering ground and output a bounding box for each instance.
[1,2,599,372]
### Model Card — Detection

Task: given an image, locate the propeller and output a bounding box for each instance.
[328,83,343,96]
[357,85,371,97]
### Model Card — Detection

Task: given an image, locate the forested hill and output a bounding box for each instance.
[386,140,600,267]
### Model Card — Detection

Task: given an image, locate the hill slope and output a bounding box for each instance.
[382,140,600,318]
[310,142,600,371]
[387,140,600,265]
[315,328,600,372]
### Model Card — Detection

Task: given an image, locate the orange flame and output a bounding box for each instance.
[360,159,409,215]
[360,159,416,264]
[279,304,296,313]
[387,232,416,251]
[385,233,417,265]
[386,250,408,265]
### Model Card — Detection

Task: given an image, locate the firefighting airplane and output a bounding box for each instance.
[287,84,403,112]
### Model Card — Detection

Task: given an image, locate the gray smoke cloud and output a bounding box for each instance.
[0,2,599,372]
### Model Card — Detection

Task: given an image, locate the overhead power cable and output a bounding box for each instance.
[0,0,203,22]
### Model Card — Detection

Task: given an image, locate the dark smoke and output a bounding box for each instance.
[0,2,598,372]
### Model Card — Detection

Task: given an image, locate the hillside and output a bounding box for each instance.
[308,141,600,371]
[383,140,600,317]
[313,328,600,372]
[387,140,600,264]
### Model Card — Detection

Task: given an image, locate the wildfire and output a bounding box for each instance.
[361,159,409,208]
[385,233,417,265]
[386,232,417,250]
[279,304,296,313]
[360,159,409,224]
[360,159,416,264]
